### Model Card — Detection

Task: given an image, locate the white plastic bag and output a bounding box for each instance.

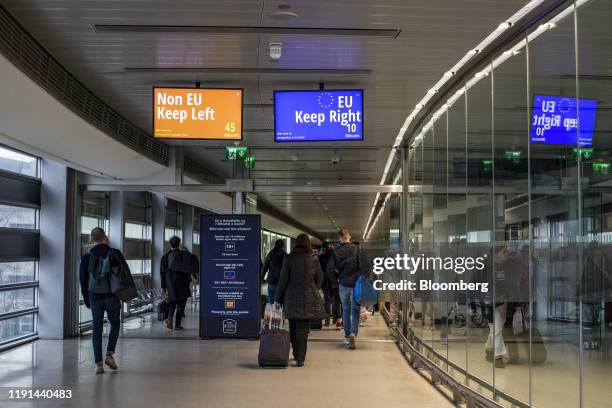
[264,303,284,330]
[263,303,273,326]
[512,307,524,335]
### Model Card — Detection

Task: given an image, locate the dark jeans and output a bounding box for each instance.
[91,296,121,364]
[168,298,188,327]
[324,287,341,319]
[289,319,310,362]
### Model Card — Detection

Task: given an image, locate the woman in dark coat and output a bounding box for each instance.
[274,233,324,367]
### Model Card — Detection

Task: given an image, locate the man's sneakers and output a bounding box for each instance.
[95,363,104,374]
[105,354,118,370]
[174,326,184,331]
[164,319,173,330]
[348,333,356,350]
[343,337,350,346]
[336,321,343,331]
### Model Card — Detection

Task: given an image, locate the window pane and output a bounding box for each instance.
[0,205,37,229]
[529,10,580,408]
[0,313,35,342]
[125,222,151,240]
[126,259,151,275]
[79,303,92,326]
[165,227,181,241]
[0,262,36,284]
[0,288,35,314]
[81,216,107,235]
[0,146,37,178]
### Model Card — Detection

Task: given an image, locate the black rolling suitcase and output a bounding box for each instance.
[157,300,169,322]
[258,305,290,368]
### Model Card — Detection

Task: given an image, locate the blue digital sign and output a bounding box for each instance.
[531,95,597,146]
[274,89,364,142]
[200,214,261,339]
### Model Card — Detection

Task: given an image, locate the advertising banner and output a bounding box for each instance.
[200,214,261,338]
[153,87,243,140]
[274,89,364,142]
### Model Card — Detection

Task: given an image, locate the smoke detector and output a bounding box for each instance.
[269,5,298,21]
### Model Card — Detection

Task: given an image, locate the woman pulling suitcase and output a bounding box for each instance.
[274,233,325,367]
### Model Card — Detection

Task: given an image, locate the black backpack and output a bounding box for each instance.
[168,249,199,276]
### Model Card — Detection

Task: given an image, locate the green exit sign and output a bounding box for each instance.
[244,156,256,169]
[225,146,248,161]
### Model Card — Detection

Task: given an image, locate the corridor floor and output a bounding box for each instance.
[0,314,453,408]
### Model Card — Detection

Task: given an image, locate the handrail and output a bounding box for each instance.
[381,306,514,408]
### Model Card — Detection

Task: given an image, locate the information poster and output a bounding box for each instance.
[153,87,243,140]
[200,214,261,338]
[274,89,363,142]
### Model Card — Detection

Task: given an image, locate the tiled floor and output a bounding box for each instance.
[0,313,453,408]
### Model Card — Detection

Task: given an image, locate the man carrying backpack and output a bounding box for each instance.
[161,236,199,330]
[326,228,361,349]
[79,227,127,374]
[261,239,287,304]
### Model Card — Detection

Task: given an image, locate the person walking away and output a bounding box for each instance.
[485,245,510,368]
[261,239,287,304]
[327,228,361,349]
[161,236,197,330]
[275,234,324,367]
[319,242,340,327]
[79,227,126,374]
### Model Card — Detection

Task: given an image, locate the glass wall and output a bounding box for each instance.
[164,198,182,253]
[400,1,612,406]
[123,192,153,318]
[261,229,292,260]
[79,191,109,331]
[0,146,40,348]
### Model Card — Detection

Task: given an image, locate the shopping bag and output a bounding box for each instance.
[512,307,524,335]
[353,275,378,307]
[109,250,137,302]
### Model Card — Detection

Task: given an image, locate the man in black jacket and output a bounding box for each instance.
[161,236,197,330]
[261,239,287,304]
[327,228,361,349]
[79,227,126,374]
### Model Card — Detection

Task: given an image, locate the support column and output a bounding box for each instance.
[108,192,125,251]
[182,203,194,252]
[151,193,165,289]
[400,146,410,337]
[39,161,76,339]
[234,192,244,214]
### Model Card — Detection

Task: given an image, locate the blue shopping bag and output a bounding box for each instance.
[353,275,378,307]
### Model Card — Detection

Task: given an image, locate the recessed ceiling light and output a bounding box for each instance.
[269,10,299,20]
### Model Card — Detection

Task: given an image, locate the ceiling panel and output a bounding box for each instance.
[1,0,529,237]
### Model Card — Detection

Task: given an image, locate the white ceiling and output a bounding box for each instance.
[2,0,529,238]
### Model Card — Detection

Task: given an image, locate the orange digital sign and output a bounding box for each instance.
[153,87,242,140]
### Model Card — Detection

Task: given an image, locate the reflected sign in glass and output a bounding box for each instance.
[530,95,597,146]
[153,87,243,140]
[274,90,364,142]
